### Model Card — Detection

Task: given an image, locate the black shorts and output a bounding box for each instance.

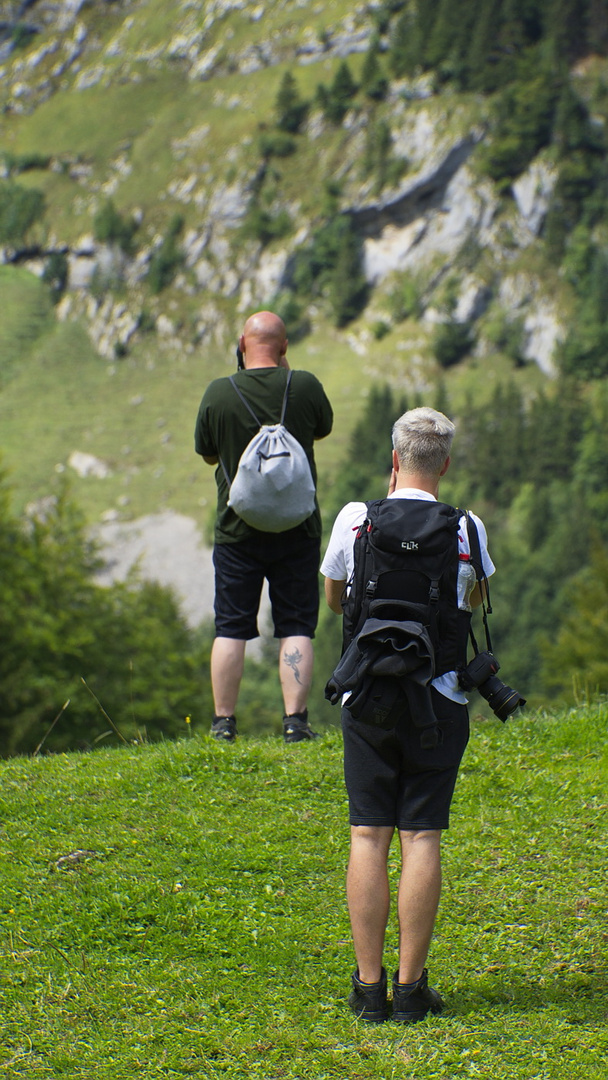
[213,531,321,640]
[342,687,469,831]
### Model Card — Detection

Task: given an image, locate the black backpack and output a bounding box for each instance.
[341,498,471,678]
[325,498,489,743]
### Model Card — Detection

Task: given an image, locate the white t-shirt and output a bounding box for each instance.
[320,488,496,704]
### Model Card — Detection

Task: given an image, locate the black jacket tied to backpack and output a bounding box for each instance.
[325,497,473,743]
[325,614,440,746]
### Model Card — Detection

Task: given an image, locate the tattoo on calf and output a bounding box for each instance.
[283,647,303,684]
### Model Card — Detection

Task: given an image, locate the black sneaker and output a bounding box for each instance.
[210,715,237,742]
[348,968,389,1023]
[282,709,319,743]
[392,969,443,1023]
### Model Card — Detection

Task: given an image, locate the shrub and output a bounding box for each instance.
[387,275,421,322]
[241,204,292,246]
[11,23,36,50]
[432,319,475,367]
[0,181,45,246]
[93,199,138,255]
[2,152,51,175]
[258,131,296,158]
[271,290,310,342]
[42,251,69,304]
[485,310,526,366]
[0,477,213,756]
[137,309,156,334]
[147,214,185,294]
[371,319,391,340]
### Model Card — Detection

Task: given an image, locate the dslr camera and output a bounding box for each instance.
[457,650,526,722]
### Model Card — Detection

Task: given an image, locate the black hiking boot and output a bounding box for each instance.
[282,709,319,744]
[210,715,237,742]
[348,968,389,1023]
[392,969,443,1023]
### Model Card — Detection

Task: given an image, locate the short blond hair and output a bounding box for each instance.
[392,406,455,474]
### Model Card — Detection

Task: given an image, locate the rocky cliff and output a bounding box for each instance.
[1,0,569,375]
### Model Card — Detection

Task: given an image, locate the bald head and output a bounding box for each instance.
[239,311,288,369]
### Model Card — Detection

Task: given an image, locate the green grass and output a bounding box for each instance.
[0,268,54,387]
[1,704,606,1077]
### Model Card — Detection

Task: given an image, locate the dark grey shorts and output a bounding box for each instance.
[342,687,469,831]
[213,531,321,640]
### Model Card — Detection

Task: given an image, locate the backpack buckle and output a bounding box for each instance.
[365,579,377,598]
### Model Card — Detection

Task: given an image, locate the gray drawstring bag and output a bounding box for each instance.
[220,371,316,533]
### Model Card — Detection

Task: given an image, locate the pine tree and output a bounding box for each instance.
[546,0,590,63]
[274,71,308,134]
[323,61,358,124]
[587,0,608,55]
[478,66,558,184]
[425,0,473,75]
[327,216,368,327]
[362,118,395,192]
[360,43,388,101]
[329,384,408,509]
[388,9,419,78]
[466,0,503,92]
[540,541,608,700]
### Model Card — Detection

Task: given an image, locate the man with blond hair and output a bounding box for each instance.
[321,406,494,1023]
[195,311,333,743]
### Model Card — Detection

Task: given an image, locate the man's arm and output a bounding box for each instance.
[470,580,489,609]
[202,454,218,465]
[325,577,346,615]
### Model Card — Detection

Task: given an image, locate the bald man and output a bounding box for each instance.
[195,311,333,743]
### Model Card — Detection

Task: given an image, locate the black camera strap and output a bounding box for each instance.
[462,511,493,657]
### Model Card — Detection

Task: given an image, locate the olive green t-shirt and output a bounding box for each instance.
[194,366,333,543]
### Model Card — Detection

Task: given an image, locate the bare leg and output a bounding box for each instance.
[346,825,394,983]
[397,829,442,984]
[210,637,247,715]
[279,635,313,714]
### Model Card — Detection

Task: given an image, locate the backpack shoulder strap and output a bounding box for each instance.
[461,509,493,653]
[341,501,376,647]
[462,511,491,607]
[229,376,262,426]
[462,510,484,583]
[229,370,293,427]
[279,369,293,425]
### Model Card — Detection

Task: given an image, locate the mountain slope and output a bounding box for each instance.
[0,2,605,526]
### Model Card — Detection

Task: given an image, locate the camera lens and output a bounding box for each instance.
[479,676,526,722]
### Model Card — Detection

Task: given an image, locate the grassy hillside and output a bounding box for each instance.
[1,704,606,1077]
